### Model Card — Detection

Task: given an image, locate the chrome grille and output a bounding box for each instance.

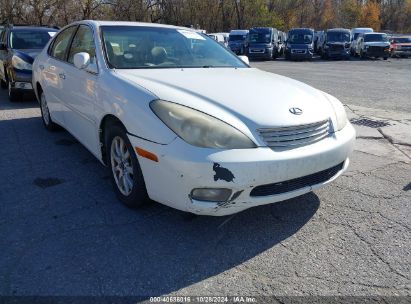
[258,119,330,148]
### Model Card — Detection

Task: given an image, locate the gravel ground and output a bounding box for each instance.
[0,59,410,300]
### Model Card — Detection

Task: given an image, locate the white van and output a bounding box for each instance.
[208,33,226,46]
[350,28,373,55]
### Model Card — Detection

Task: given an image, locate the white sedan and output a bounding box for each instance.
[32,21,356,216]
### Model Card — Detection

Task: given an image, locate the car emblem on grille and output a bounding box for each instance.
[289,107,303,115]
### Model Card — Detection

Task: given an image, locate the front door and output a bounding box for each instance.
[60,25,100,157]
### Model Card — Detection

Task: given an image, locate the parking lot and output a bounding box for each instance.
[0,58,410,298]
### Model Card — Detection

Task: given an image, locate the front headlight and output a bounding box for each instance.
[12,55,32,70]
[323,93,348,132]
[150,100,256,149]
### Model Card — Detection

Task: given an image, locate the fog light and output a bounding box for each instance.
[190,188,232,202]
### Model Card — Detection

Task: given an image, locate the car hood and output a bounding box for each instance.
[364,42,390,47]
[115,68,335,136]
[13,49,42,63]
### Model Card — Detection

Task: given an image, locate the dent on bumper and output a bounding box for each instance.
[128,123,356,216]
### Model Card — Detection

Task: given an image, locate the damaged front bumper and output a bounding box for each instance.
[128,123,356,216]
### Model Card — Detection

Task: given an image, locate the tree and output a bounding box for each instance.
[340,0,362,28]
[360,0,381,31]
[319,0,334,30]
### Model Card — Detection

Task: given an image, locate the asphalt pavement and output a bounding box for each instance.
[0,59,410,300]
[253,57,411,113]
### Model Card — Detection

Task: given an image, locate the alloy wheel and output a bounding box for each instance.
[40,93,50,126]
[111,136,134,196]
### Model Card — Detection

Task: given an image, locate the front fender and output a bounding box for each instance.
[96,72,177,145]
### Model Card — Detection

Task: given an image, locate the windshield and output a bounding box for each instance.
[364,34,388,42]
[288,32,313,44]
[327,32,350,42]
[229,35,246,42]
[101,26,247,69]
[249,29,272,44]
[392,37,411,43]
[10,30,56,49]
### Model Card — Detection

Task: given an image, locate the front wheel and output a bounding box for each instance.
[106,124,149,208]
[8,81,21,102]
[0,79,6,89]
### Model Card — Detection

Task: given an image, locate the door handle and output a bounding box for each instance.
[39,64,45,70]
[59,73,66,79]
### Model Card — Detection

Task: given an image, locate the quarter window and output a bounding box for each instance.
[50,26,77,61]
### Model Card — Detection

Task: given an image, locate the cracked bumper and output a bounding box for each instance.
[128,123,356,216]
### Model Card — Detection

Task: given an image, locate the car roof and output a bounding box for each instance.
[351,28,373,31]
[250,27,274,30]
[10,26,58,31]
[289,28,314,32]
[327,28,350,33]
[364,32,386,35]
[229,30,248,34]
[82,20,189,31]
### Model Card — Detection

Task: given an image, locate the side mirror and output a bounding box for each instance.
[238,55,249,65]
[73,52,90,70]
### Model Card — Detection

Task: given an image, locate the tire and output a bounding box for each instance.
[8,81,21,102]
[0,79,6,89]
[360,50,365,59]
[39,91,58,131]
[383,57,388,60]
[106,123,149,208]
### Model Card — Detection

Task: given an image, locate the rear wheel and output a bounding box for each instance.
[40,92,58,131]
[106,124,149,208]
